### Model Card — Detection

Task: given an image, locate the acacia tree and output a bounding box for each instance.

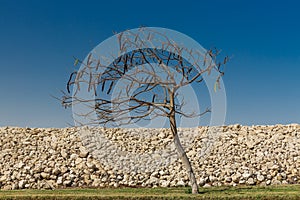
[62,28,227,194]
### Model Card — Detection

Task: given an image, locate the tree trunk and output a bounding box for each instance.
[169,93,199,194]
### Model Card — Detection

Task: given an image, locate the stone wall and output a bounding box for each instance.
[0,124,299,190]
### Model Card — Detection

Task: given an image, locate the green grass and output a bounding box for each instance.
[0,185,300,200]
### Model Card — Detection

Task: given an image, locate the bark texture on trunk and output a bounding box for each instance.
[169,93,199,194]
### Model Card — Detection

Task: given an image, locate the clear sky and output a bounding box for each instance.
[1,0,300,128]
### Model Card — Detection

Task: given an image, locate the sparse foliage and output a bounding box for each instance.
[62,28,227,194]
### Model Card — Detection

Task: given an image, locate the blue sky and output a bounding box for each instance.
[0,0,300,128]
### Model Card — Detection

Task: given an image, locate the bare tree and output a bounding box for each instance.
[62,28,227,194]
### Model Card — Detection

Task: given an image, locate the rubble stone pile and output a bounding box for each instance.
[0,124,299,190]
